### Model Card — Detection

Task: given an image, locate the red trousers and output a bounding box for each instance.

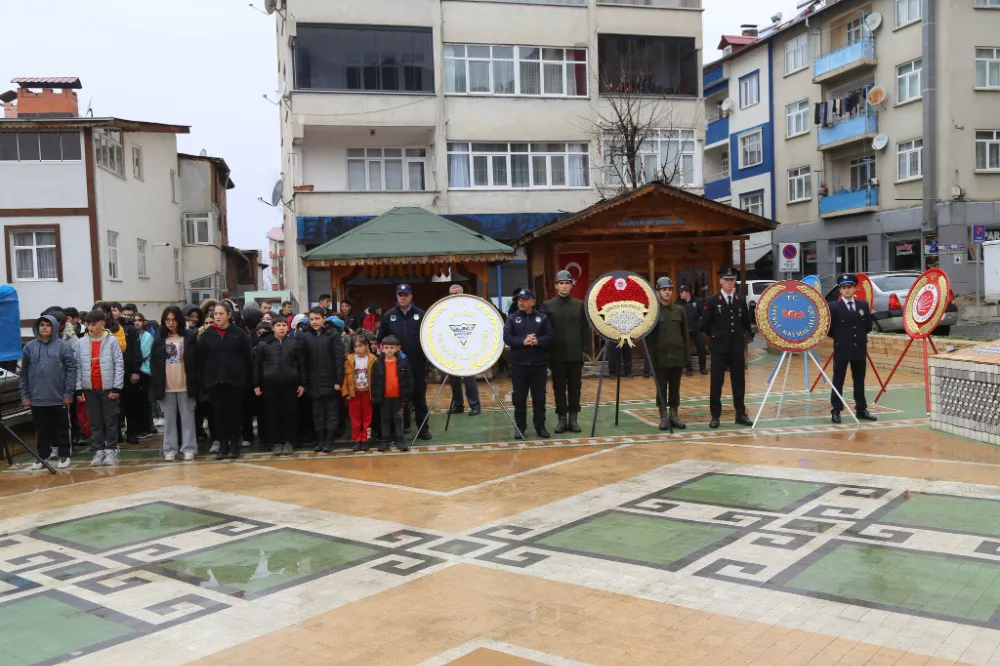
[348,392,372,442]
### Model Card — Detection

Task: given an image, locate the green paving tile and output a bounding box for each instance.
[781,542,1000,624]
[31,502,226,553]
[0,594,136,664]
[534,512,739,568]
[876,493,1000,538]
[155,528,381,597]
[658,474,828,512]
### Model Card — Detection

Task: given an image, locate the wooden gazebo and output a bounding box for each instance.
[301,207,514,308]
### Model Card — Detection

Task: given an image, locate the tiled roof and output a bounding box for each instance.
[266,227,284,242]
[719,35,759,46]
[11,77,82,89]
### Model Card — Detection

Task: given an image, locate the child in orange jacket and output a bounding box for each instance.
[342,334,377,452]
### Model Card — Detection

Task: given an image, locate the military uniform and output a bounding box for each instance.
[542,280,589,433]
[699,268,753,427]
[503,290,554,438]
[378,284,431,439]
[648,277,690,430]
[678,287,706,375]
[828,273,878,423]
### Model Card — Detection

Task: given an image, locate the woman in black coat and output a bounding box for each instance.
[196,302,252,460]
[150,305,199,461]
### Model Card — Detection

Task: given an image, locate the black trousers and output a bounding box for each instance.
[242,387,257,443]
[411,363,429,433]
[208,384,244,448]
[653,366,684,410]
[550,361,583,416]
[831,357,867,412]
[381,397,404,443]
[124,374,150,437]
[687,333,707,372]
[371,402,382,440]
[709,351,747,419]
[32,405,71,459]
[312,394,340,448]
[511,364,547,434]
[263,382,299,445]
[609,344,632,376]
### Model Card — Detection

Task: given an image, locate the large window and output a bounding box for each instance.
[0,131,81,162]
[347,148,426,191]
[897,138,923,180]
[786,100,809,138]
[896,58,922,103]
[10,229,59,281]
[890,238,922,271]
[976,130,1000,171]
[787,166,812,203]
[597,35,698,96]
[95,129,124,177]
[184,213,215,245]
[740,192,763,216]
[846,18,864,45]
[444,45,587,97]
[739,73,759,108]
[849,156,876,190]
[106,230,119,280]
[739,130,762,169]
[137,239,148,278]
[785,35,808,74]
[896,0,921,26]
[132,145,143,180]
[294,24,434,93]
[603,129,696,187]
[447,142,589,189]
[975,48,1000,89]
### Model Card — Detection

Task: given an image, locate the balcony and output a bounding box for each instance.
[818,113,877,150]
[813,40,876,84]
[704,173,730,200]
[294,190,441,218]
[706,116,729,147]
[819,187,878,218]
[598,0,701,7]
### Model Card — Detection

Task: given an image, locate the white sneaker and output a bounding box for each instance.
[154,417,165,427]
[103,450,119,466]
[241,440,252,448]
[29,461,44,471]
[57,458,71,469]
[183,452,195,462]
[48,451,58,461]
[164,452,176,462]
[90,450,107,467]
[209,441,220,453]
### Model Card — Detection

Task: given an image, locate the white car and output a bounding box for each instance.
[739,280,776,324]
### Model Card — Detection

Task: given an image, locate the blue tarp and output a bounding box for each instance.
[0,285,22,361]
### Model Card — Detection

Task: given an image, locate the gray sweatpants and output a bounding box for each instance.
[85,389,120,451]
[160,392,197,455]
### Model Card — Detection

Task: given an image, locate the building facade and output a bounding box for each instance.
[266,226,285,290]
[272,0,706,306]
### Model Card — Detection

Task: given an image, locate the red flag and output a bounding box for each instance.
[558,252,589,300]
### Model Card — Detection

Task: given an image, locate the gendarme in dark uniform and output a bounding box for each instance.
[828,273,879,424]
[503,289,553,440]
[378,284,431,440]
[541,270,589,434]
[699,267,753,428]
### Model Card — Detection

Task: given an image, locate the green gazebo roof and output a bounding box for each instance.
[301,207,514,266]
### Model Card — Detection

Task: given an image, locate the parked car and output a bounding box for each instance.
[740,280,776,325]
[823,272,959,335]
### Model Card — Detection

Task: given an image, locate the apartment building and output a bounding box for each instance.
[272,0,706,306]
[266,226,285,290]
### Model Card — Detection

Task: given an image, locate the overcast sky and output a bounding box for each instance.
[3,0,799,254]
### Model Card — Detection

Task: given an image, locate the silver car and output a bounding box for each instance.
[824,272,960,335]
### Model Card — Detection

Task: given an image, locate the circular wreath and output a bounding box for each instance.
[903,268,950,339]
[585,271,658,347]
[756,280,831,352]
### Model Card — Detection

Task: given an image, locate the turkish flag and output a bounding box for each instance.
[559,252,589,300]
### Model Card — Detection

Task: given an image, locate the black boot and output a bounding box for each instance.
[228,441,240,459]
[215,441,228,461]
[831,409,842,424]
[554,415,568,434]
[857,410,878,422]
[658,407,669,431]
[734,413,753,427]
[670,408,686,430]
[685,368,693,377]
[568,413,581,433]
[709,418,720,428]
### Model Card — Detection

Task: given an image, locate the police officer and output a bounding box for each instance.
[700,267,754,428]
[542,270,589,433]
[647,277,690,430]
[503,289,554,439]
[378,284,432,440]
[678,285,707,376]
[828,274,879,423]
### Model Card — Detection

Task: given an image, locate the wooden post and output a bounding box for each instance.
[648,243,655,284]
[739,238,747,296]
[480,262,489,299]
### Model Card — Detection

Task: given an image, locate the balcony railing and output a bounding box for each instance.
[819,186,878,216]
[704,175,731,200]
[598,0,701,7]
[814,39,875,81]
[818,113,877,148]
[706,115,729,146]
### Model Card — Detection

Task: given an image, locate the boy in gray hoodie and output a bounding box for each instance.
[19,314,79,469]
[76,311,125,466]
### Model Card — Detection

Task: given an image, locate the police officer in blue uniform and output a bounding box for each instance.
[503,289,554,439]
[378,284,432,440]
[700,267,754,428]
[828,274,878,424]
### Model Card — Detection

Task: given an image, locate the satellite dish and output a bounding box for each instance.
[277,81,286,97]
[264,0,277,14]
[720,98,733,112]
[198,148,208,157]
[270,179,283,207]
[771,12,783,23]
[864,12,883,32]
[872,134,889,151]
[866,87,886,106]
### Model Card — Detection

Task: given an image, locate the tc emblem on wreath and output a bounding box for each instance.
[585,271,658,348]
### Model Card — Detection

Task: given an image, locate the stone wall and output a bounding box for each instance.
[767,335,981,373]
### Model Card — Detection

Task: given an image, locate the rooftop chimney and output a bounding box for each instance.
[741,24,759,38]
[5,78,82,118]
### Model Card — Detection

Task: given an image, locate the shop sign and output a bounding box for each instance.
[895,242,915,256]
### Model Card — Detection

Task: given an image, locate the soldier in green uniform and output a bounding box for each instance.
[542,270,590,433]
[647,277,690,430]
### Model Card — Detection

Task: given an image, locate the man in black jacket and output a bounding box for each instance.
[503,289,554,440]
[700,268,754,428]
[541,270,588,433]
[678,285,707,376]
[378,284,431,440]
[828,274,879,424]
[254,319,306,455]
[302,307,345,453]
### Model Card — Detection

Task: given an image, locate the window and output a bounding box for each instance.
[132,145,143,180]
[0,131,81,161]
[785,35,808,74]
[10,229,58,281]
[603,129,697,187]
[896,58,922,103]
[444,44,587,97]
[95,129,125,177]
[173,248,181,283]
[739,73,759,108]
[976,0,1000,5]
[975,48,1000,89]
[136,239,148,277]
[740,192,763,216]
[896,0,920,26]
[846,18,863,45]
[739,130,762,168]
[849,156,876,190]
[897,138,923,180]
[723,45,733,56]
[347,148,426,191]
[170,170,177,203]
[184,213,215,245]
[293,25,434,93]
[597,35,698,96]
[787,166,812,202]
[975,130,1000,170]
[786,100,809,137]
[448,142,589,189]
[106,231,119,280]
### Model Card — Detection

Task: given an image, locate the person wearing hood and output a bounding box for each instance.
[150,306,199,462]
[20,315,79,469]
[196,302,252,460]
[302,307,345,452]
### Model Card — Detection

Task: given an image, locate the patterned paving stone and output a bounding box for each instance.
[655,473,831,512]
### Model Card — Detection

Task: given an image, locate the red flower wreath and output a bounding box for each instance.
[595,276,649,309]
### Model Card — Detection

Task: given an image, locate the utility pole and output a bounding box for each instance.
[921,0,937,239]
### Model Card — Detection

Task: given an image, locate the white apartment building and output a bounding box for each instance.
[178,153,236,304]
[271,0,706,306]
